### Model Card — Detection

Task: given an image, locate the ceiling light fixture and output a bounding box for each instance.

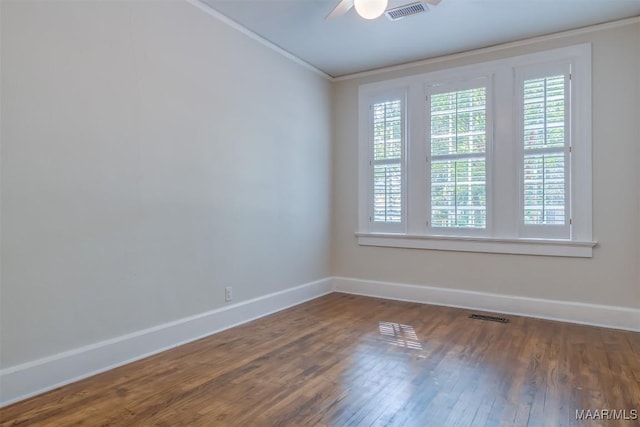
[353,0,388,19]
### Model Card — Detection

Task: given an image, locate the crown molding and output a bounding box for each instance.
[186,0,332,81]
[333,15,640,81]
[186,3,637,83]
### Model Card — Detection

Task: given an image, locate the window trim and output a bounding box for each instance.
[357,44,595,257]
[356,232,596,258]
[516,62,572,239]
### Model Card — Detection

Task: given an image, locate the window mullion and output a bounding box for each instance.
[407,82,427,234]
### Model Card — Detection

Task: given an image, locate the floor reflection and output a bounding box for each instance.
[379,321,423,350]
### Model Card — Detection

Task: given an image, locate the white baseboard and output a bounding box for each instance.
[3,276,637,407]
[332,277,640,332]
[0,278,333,407]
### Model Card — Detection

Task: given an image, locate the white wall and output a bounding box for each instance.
[1,0,638,406]
[1,0,331,369]
[332,22,640,310]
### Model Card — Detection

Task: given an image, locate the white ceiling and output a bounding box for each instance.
[202,0,640,77]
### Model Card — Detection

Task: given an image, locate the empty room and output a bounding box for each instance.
[1,0,639,425]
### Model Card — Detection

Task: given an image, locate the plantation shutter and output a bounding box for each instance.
[429,83,488,230]
[519,65,571,238]
[370,96,405,230]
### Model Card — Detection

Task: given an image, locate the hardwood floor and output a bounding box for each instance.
[1,293,639,426]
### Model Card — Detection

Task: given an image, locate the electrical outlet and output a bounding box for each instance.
[225,286,232,302]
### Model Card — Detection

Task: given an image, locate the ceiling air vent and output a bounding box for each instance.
[385,2,427,21]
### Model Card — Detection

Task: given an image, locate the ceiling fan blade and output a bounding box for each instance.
[326,0,355,20]
[423,0,441,5]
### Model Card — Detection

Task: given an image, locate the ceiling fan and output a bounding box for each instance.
[326,0,441,21]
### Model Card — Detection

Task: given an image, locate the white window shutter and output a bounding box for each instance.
[356,44,592,254]
[518,65,571,239]
[368,94,406,232]
[428,82,488,232]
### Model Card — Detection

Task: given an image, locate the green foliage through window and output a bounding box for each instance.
[430,87,487,228]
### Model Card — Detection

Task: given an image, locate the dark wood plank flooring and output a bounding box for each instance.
[1,293,639,426]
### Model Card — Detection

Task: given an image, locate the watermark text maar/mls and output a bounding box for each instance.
[575,409,638,421]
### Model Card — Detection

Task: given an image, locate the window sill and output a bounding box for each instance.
[355,232,597,258]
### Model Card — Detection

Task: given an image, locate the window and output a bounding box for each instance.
[428,80,489,233]
[358,44,594,257]
[370,96,405,229]
[518,66,571,239]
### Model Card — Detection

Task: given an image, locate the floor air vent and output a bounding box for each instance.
[469,314,509,323]
[385,2,427,20]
